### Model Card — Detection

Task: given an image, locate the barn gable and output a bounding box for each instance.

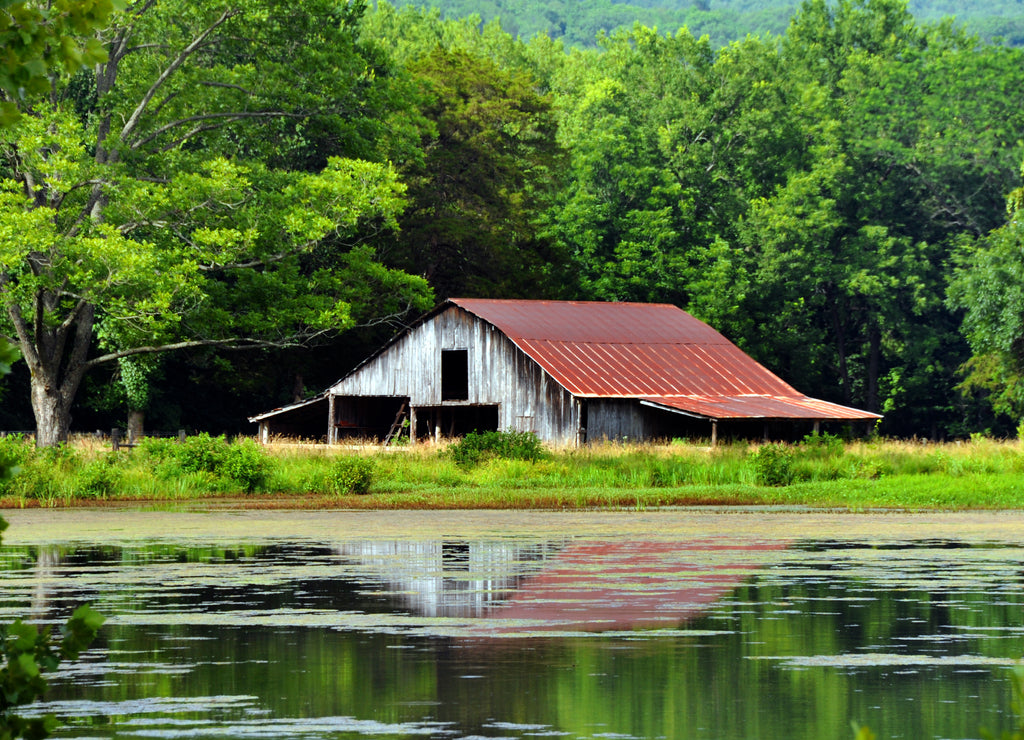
[249,298,880,444]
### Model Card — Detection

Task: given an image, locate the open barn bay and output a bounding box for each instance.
[2,508,1023,739]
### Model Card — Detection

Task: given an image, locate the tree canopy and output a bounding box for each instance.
[0,0,432,445]
[2,0,1024,440]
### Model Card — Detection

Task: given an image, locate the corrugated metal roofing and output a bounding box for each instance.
[247,392,327,423]
[451,298,880,421]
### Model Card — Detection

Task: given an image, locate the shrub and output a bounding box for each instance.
[448,429,546,467]
[752,443,794,486]
[135,436,179,465]
[2,444,79,500]
[329,457,374,495]
[800,431,845,458]
[220,440,271,493]
[0,435,32,491]
[176,433,227,474]
[74,456,124,498]
[137,435,270,492]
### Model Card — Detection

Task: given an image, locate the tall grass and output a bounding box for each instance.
[2,431,1024,509]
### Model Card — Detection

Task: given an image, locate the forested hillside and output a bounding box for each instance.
[2,0,1024,441]
[388,0,1024,47]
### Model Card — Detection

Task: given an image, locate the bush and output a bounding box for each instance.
[137,434,270,492]
[2,443,77,501]
[220,440,271,493]
[800,431,845,458]
[448,429,546,467]
[176,433,227,474]
[0,435,32,491]
[329,457,374,495]
[74,456,124,498]
[752,443,794,486]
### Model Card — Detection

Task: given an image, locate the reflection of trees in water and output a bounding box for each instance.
[334,540,564,617]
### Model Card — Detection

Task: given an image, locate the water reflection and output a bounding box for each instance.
[333,540,560,617]
[0,511,1022,739]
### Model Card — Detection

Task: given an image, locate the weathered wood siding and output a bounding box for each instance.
[329,306,579,444]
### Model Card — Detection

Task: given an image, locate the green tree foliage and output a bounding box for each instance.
[385,0,1024,50]
[0,600,104,739]
[4,0,1023,440]
[947,164,1024,421]
[0,0,124,124]
[547,26,801,318]
[535,0,1024,435]
[0,0,433,446]
[371,43,563,298]
[413,47,560,297]
[745,0,1024,432]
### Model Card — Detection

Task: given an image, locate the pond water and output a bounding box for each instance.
[1,508,1023,740]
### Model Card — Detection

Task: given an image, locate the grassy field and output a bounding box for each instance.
[2,431,1024,510]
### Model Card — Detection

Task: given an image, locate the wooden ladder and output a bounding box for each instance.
[382,403,408,446]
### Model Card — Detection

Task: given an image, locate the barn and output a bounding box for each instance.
[248,298,880,445]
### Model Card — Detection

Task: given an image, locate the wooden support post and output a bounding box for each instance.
[409,407,418,444]
[711,421,718,447]
[813,420,821,436]
[327,393,336,445]
[178,429,187,443]
[111,428,121,451]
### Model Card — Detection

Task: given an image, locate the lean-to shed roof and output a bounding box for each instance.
[451,298,879,421]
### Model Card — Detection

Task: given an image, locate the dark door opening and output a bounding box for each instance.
[333,396,409,441]
[415,404,498,439]
[441,349,469,401]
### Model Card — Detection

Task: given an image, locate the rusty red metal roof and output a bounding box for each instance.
[451,298,879,421]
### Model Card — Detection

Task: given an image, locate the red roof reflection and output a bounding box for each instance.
[475,539,789,634]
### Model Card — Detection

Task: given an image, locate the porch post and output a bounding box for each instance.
[327,393,336,445]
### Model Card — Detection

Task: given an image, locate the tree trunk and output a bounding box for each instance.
[17,302,95,447]
[830,302,852,405]
[127,409,145,442]
[30,376,78,447]
[867,323,881,413]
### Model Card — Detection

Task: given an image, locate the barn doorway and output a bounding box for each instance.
[333,396,410,442]
[414,404,498,440]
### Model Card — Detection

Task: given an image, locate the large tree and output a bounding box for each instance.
[947,162,1024,422]
[381,46,562,298]
[0,0,432,446]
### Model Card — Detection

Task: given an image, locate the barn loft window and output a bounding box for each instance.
[441,349,469,401]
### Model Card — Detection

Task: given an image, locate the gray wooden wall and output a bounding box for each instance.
[329,306,580,444]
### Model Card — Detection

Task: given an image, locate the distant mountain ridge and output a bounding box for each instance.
[388,0,1024,47]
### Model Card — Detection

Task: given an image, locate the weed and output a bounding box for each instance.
[176,433,227,474]
[0,435,32,490]
[752,444,794,486]
[330,457,374,495]
[220,440,271,493]
[448,429,546,467]
[801,431,845,458]
[74,456,124,499]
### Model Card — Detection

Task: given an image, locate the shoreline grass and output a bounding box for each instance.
[1,432,1023,510]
